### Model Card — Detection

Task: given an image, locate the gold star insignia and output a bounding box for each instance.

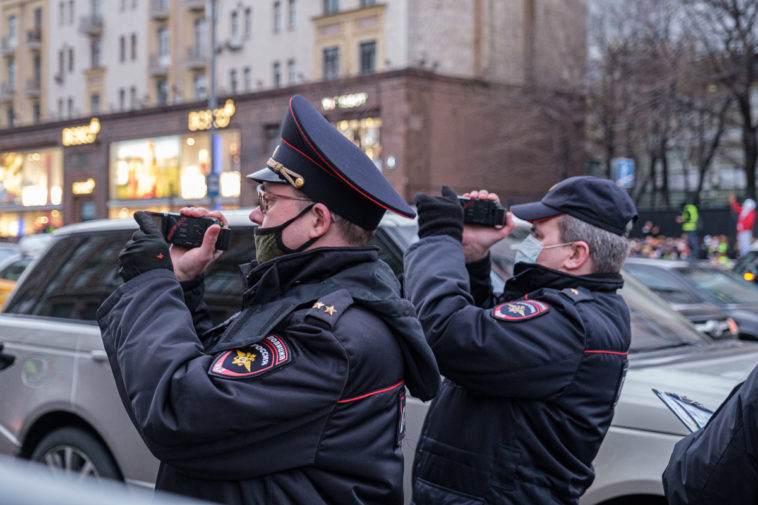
[571,288,579,295]
[313,301,325,309]
[324,305,337,316]
[507,304,526,317]
[232,350,256,372]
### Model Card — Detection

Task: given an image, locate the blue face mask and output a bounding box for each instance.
[514,234,574,266]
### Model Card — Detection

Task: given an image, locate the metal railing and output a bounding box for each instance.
[79,15,104,36]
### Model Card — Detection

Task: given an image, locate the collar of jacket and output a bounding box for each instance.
[505,262,624,299]
[239,247,379,305]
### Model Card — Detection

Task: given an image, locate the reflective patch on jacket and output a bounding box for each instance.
[209,334,293,379]
[492,300,550,321]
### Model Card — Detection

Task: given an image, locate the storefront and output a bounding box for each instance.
[107,129,241,219]
[0,147,64,237]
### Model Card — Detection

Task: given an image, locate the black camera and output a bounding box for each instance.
[146,212,231,250]
[458,197,506,226]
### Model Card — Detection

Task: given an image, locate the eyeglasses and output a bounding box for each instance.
[256,184,312,214]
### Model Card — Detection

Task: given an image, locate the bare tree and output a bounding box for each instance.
[680,0,758,199]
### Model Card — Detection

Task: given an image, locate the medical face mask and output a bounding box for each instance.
[514,234,574,265]
[254,204,316,264]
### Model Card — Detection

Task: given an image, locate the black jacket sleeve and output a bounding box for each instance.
[97,269,346,480]
[465,254,496,308]
[403,236,584,398]
[663,364,758,505]
[180,274,214,336]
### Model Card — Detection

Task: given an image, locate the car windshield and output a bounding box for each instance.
[676,266,758,304]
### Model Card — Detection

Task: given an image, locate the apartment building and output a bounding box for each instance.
[0,0,588,237]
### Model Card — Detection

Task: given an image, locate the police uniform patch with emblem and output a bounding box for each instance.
[209,335,293,379]
[493,300,550,321]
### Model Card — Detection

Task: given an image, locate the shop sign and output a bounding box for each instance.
[72,178,96,195]
[321,92,368,111]
[62,118,101,146]
[188,99,236,131]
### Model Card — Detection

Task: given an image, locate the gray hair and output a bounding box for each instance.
[557,214,632,273]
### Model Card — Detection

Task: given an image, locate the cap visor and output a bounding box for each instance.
[247,167,287,183]
[510,201,562,222]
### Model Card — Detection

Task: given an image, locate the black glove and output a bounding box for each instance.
[415,185,463,241]
[117,211,173,282]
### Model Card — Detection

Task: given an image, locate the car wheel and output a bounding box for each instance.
[30,427,120,480]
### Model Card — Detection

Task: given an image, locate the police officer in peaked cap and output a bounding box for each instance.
[403,176,637,504]
[97,95,440,505]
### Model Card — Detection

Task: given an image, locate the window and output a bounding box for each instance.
[193,74,207,100]
[120,0,126,11]
[130,86,137,108]
[323,46,339,79]
[230,69,238,94]
[131,33,137,60]
[91,39,102,68]
[157,26,169,57]
[7,16,16,48]
[68,47,74,72]
[59,2,64,25]
[360,0,376,5]
[119,36,126,62]
[194,18,207,53]
[288,59,296,85]
[273,1,282,32]
[90,93,100,115]
[7,105,14,128]
[33,100,41,124]
[231,10,239,37]
[119,88,125,110]
[324,0,339,15]
[359,40,376,74]
[244,8,252,37]
[58,50,64,77]
[288,0,296,28]
[32,54,41,83]
[58,98,64,118]
[92,0,102,17]
[68,0,74,24]
[157,79,168,105]
[7,59,15,90]
[67,97,73,117]
[243,66,251,91]
[273,62,281,88]
[132,0,137,8]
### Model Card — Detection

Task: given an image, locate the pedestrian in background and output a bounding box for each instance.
[404,176,637,504]
[729,193,755,257]
[676,200,700,259]
[96,95,440,505]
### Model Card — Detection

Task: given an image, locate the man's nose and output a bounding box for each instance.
[250,207,264,225]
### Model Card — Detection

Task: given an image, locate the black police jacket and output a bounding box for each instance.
[97,247,439,505]
[662,363,758,505]
[403,236,631,505]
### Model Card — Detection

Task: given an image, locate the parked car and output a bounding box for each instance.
[0,235,53,310]
[0,242,19,263]
[0,211,757,505]
[733,242,758,283]
[624,257,758,341]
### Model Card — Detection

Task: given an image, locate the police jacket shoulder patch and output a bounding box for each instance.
[493,300,550,322]
[209,334,293,380]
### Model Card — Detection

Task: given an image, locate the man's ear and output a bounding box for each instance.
[563,241,591,271]
[309,203,332,239]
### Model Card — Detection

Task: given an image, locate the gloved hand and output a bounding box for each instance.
[415,185,463,241]
[117,211,173,282]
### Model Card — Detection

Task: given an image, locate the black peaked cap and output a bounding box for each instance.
[248,95,414,230]
[510,176,638,236]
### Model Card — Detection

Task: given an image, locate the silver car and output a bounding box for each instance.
[0,212,756,505]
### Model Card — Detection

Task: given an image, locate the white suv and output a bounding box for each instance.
[0,211,755,505]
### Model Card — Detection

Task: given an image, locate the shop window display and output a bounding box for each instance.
[335,117,381,162]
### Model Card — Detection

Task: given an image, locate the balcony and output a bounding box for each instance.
[79,15,104,37]
[186,45,207,69]
[226,34,243,51]
[0,37,16,56]
[25,78,41,97]
[54,71,64,84]
[185,0,205,11]
[150,0,170,20]
[149,53,171,76]
[26,29,42,51]
[0,83,14,102]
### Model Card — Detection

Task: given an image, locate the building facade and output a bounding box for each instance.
[0,0,587,238]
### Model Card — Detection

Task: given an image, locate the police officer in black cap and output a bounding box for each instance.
[403,176,638,505]
[97,95,439,505]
